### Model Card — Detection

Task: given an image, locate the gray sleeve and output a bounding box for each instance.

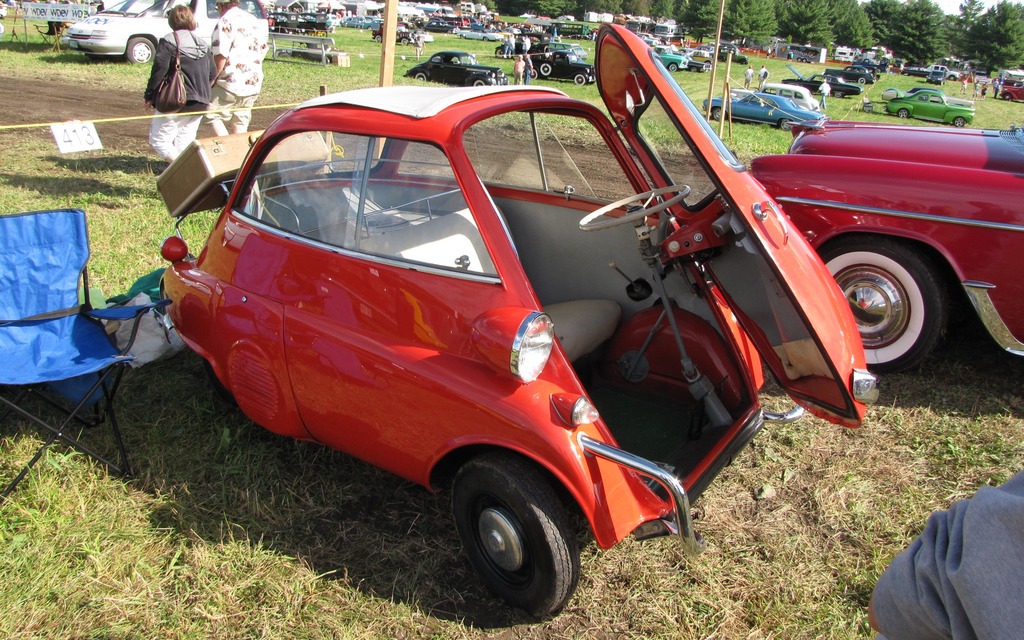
[872,471,1024,640]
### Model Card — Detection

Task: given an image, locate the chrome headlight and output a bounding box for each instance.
[511,312,554,382]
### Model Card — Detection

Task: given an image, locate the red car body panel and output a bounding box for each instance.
[751,121,1024,360]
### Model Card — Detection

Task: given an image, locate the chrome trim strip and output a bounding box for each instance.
[962,282,1024,356]
[231,211,503,285]
[774,196,1024,235]
[763,405,805,422]
[578,433,705,556]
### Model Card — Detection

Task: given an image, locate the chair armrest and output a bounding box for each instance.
[88,299,172,357]
[87,299,171,322]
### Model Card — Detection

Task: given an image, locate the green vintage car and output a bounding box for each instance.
[885,88,975,127]
[652,45,710,72]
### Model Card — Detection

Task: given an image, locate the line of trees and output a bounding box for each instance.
[490,0,1024,70]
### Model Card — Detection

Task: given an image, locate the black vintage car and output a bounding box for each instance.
[406,50,509,86]
[423,17,457,33]
[824,65,876,85]
[782,64,864,98]
[535,50,596,85]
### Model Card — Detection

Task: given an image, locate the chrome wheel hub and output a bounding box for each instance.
[836,267,908,347]
[478,507,524,572]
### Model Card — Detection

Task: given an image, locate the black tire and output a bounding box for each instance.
[399,36,410,45]
[471,78,488,87]
[833,90,846,98]
[452,453,579,618]
[667,62,678,72]
[539,62,553,77]
[374,35,382,43]
[202,360,237,406]
[857,77,866,84]
[413,71,428,82]
[710,106,722,121]
[778,119,793,130]
[897,108,911,119]
[952,116,967,127]
[819,236,948,372]
[125,36,155,64]
[573,73,587,86]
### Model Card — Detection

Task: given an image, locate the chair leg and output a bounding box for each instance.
[1,431,59,501]
[0,366,133,500]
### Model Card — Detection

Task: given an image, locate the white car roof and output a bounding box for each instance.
[296,85,567,119]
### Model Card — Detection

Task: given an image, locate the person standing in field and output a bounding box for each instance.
[144,5,215,162]
[205,0,268,137]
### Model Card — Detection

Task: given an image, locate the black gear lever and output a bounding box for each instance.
[609,262,653,301]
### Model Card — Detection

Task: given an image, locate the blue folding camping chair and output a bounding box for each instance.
[0,209,169,501]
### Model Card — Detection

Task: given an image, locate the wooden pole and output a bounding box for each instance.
[378,0,399,87]
[703,0,728,120]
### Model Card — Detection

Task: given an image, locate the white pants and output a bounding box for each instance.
[149,111,203,162]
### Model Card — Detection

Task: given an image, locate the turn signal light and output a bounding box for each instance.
[160,236,188,262]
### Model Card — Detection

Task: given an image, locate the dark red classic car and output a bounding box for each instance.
[751,121,1024,372]
[160,25,875,617]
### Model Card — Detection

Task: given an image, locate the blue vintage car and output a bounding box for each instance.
[705,92,825,130]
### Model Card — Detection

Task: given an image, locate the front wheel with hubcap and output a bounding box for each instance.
[452,453,579,618]
[125,36,155,64]
[896,107,911,118]
[820,236,948,372]
[952,116,967,127]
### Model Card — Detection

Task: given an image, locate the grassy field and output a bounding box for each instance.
[1,22,1022,639]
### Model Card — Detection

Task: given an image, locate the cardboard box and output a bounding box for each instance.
[157,131,262,218]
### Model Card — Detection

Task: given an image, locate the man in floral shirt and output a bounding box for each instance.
[206,0,268,136]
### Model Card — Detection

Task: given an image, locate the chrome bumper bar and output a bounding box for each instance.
[578,433,705,556]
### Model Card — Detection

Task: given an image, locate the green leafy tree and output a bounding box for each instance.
[776,0,833,46]
[651,0,678,20]
[682,0,721,40]
[889,0,946,63]
[863,0,902,51]
[967,2,1024,70]
[830,0,874,49]
[950,0,986,60]
[726,0,779,44]
[622,0,654,16]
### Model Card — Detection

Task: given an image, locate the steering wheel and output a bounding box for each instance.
[579,185,691,232]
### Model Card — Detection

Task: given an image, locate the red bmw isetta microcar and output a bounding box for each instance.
[161,25,877,617]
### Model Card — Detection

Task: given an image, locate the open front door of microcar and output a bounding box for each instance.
[595,24,876,425]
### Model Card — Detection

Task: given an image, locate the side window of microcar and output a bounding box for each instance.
[463,112,636,202]
[237,131,496,276]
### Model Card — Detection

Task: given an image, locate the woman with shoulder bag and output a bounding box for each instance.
[143,5,216,163]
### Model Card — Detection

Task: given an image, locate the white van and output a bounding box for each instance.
[62,0,268,64]
[834,46,857,63]
[758,82,821,111]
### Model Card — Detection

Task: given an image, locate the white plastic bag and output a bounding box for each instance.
[114,293,186,367]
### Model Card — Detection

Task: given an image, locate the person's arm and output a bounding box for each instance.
[870,472,1024,639]
[144,38,174,105]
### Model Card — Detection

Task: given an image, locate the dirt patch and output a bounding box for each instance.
[0,77,281,153]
